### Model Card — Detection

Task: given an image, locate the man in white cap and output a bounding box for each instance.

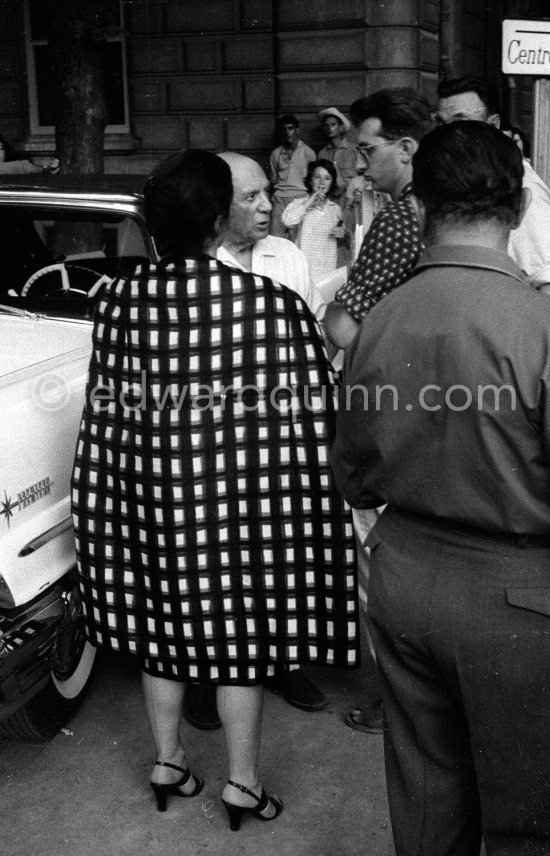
[317,106,357,197]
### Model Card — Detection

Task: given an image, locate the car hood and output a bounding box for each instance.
[0,313,92,380]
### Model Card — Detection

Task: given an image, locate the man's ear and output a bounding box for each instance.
[208,213,229,252]
[488,113,500,129]
[400,137,418,162]
[512,186,531,230]
[214,213,228,237]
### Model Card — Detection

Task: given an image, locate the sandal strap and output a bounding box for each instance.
[153,760,190,783]
[227,779,264,806]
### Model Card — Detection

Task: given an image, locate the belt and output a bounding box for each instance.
[390,507,550,549]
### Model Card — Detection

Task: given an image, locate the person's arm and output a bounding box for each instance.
[0,159,43,174]
[281,194,319,227]
[331,424,381,508]
[330,202,420,341]
[510,161,550,288]
[323,301,360,349]
[269,149,278,186]
[328,203,345,240]
[330,337,383,508]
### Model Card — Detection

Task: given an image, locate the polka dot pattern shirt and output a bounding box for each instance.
[335,184,422,320]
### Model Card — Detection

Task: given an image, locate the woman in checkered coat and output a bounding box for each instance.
[71,150,359,828]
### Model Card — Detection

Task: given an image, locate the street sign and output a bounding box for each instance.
[502,18,550,75]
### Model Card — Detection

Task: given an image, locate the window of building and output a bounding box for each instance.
[23,0,130,138]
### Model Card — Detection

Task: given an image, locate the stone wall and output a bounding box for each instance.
[124,0,441,173]
[0,1,507,174]
[126,0,276,172]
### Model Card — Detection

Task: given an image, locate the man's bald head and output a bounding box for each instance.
[217,151,272,248]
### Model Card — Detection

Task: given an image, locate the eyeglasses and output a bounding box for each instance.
[356,139,399,160]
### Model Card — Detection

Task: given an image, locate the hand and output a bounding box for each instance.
[306,190,325,209]
[353,187,363,203]
[46,158,60,174]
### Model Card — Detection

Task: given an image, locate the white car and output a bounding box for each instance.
[0,174,156,739]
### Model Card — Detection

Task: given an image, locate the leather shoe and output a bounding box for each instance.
[344,701,384,734]
[183,682,222,730]
[265,667,327,711]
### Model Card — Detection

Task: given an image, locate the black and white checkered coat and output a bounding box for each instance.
[72,255,359,684]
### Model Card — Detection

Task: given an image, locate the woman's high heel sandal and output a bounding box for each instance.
[222,779,283,831]
[150,760,204,812]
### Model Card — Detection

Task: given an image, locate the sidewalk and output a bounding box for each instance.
[0,651,393,856]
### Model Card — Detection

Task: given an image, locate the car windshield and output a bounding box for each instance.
[0,204,150,320]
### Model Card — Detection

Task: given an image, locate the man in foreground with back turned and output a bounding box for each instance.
[436,75,550,289]
[332,122,550,854]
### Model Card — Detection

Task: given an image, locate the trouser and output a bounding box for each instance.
[367,507,550,856]
[352,507,384,703]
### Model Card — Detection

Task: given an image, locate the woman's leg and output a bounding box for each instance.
[142,671,197,791]
[217,684,276,815]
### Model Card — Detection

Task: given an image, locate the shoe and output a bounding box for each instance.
[344,701,385,734]
[222,779,283,831]
[183,681,222,730]
[150,761,204,812]
[265,667,327,711]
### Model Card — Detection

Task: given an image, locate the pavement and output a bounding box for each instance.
[0,650,394,856]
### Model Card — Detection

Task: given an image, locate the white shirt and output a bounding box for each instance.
[217,234,325,320]
[509,160,550,286]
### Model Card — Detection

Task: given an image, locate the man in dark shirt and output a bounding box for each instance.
[332,122,550,854]
[324,88,432,350]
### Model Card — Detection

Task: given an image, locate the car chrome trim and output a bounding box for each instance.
[18,516,73,557]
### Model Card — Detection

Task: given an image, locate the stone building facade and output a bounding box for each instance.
[0,0,542,174]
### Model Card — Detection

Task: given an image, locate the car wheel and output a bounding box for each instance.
[0,581,97,742]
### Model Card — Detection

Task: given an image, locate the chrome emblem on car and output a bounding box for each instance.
[1,478,53,526]
[0,491,19,525]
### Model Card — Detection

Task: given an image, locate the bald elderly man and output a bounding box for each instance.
[216,151,324,320]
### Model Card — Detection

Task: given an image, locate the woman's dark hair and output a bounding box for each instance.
[0,134,15,161]
[143,149,232,257]
[413,121,524,233]
[305,158,338,196]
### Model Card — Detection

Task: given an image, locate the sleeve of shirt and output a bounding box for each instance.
[269,149,278,185]
[509,163,550,286]
[282,196,309,227]
[330,380,383,509]
[0,159,43,174]
[279,241,326,322]
[305,145,316,166]
[338,147,358,184]
[293,247,325,321]
[335,204,416,321]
